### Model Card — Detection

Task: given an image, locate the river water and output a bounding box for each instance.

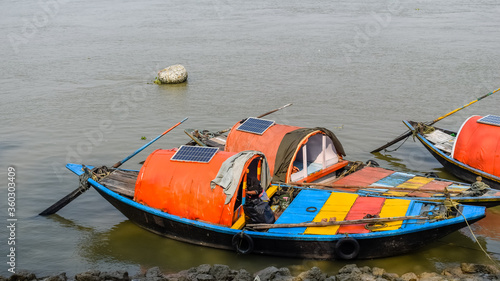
[1,0,500,277]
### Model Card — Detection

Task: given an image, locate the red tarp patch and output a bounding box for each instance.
[334,167,395,186]
[337,196,386,234]
[419,180,452,191]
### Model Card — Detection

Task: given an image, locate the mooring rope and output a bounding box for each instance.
[456,207,500,268]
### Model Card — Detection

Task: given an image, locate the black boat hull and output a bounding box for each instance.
[95,185,483,260]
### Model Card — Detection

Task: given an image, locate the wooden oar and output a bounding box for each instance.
[247,215,429,230]
[184,129,206,146]
[256,103,293,118]
[218,103,293,134]
[288,181,461,195]
[39,118,188,216]
[112,117,188,168]
[371,87,500,153]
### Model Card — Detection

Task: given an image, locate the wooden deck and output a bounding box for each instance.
[99,169,138,198]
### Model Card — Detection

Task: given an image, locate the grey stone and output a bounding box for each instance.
[75,270,101,281]
[419,272,447,281]
[254,267,292,281]
[42,273,67,281]
[8,271,37,281]
[372,268,385,277]
[231,269,252,281]
[294,267,327,281]
[100,271,129,281]
[381,272,399,281]
[146,267,164,278]
[338,265,361,275]
[460,263,500,275]
[209,264,231,280]
[195,274,214,281]
[400,272,418,281]
[157,65,188,84]
[196,265,212,275]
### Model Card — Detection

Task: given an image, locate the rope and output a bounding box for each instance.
[456,207,500,268]
[384,134,411,152]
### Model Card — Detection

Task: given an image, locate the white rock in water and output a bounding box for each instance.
[157,64,188,84]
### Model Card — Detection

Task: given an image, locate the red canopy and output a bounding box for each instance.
[452,115,500,177]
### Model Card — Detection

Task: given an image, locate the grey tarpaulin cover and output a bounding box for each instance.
[211,150,271,204]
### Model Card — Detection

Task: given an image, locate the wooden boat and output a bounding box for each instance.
[66,145,486,260]
[403,117,500,190]
[185,117,500,207]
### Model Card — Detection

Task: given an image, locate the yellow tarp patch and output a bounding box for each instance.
[397,176,434,189]
[383,191,409,197]
[371,199,410,231]
[304,192,358,235]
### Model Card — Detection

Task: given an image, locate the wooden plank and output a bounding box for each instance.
[99,170,137,198]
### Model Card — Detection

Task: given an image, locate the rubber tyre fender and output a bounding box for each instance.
[335,237,360,260]
[232,232,254,254]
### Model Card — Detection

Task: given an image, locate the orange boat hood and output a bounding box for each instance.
[452,115,500,177]
[225,119,346,183]
[134,148,269,226]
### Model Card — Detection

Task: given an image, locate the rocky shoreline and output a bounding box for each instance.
[2,263,499,281]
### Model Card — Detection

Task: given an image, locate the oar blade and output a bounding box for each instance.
[370,131,411,153]
[39,186,89,216]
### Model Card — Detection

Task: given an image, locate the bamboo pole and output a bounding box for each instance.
[247,215,429,230]
[288,181,461,195]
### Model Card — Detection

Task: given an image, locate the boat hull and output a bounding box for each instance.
[93,179,484,260]
[403,120,500,190]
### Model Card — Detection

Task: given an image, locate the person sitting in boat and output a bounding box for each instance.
[243,177,275,224]
[460,176,490,197]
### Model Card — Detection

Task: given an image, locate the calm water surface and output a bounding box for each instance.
[1,0,500,277]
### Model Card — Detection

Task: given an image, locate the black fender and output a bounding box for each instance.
[232,232,254,254]
[335,237,360,260]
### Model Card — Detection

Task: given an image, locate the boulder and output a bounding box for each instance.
[254,267,292,281]
[156,65,188,84]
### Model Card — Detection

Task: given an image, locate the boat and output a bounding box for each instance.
[65,145,486,260]
[403,116,500,190]
[184,117,500,207]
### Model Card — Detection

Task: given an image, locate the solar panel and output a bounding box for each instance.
[171,145,219,163]
[237,117,275,135]
[477,115,500,127]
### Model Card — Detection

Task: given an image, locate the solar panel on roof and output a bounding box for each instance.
[477,115,500,127]
[171,145,219,163]
[237,117,275,135]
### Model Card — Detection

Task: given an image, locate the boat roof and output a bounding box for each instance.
[225,118,345,183]
[452,115,500,177]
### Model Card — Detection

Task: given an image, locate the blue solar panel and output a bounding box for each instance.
[171,145,219,163]
[237,117,275,135]
[478,115,500,127]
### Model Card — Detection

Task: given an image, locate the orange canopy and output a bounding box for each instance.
[134,148,263,226]
[452,115,500,177]
[225,122,300,177]
[225,119,346,183]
